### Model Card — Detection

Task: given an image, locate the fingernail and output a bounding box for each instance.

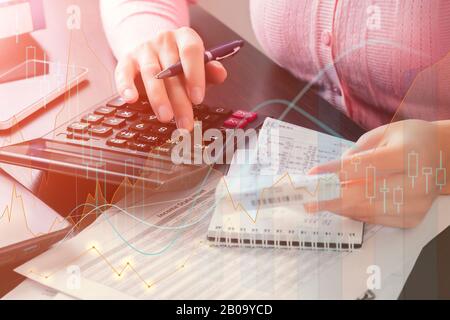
[122,88,135,101]
[176,117,193,131]
[157,105,172,122]
[209,61,223,68]
[190,87,204,105]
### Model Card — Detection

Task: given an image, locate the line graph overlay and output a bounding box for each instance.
[0,176,70,247]
[8,9,448,298]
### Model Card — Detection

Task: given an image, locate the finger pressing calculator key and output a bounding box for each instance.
[106,96,127,108]
[128,100,152,113]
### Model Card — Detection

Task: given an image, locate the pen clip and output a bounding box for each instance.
[215,46,241,61]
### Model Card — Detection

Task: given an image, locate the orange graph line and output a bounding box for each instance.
[28,241,205,290]
[353,51,450,158]
[52,28,114,133]
[0,184,68,237]
[217,172,339,223]
[0,167,338,241]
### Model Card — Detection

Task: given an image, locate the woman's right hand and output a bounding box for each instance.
[114,27,228,131]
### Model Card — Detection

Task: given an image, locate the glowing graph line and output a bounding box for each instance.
[0,184,68,237]
[54,171,340,244]
[24,36,444,260]
[1,171,340,257]
[21,30,450,302]
[274,39,428,125]
[28,240,205,289]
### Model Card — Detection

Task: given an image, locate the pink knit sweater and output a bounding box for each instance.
[100,0,450,129]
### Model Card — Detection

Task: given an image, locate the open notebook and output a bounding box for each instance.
[207,118,364,250]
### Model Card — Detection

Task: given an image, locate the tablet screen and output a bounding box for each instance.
[0,60,87,124]
[0,170,71,249]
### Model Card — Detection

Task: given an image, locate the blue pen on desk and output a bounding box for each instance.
[155,40,245,79]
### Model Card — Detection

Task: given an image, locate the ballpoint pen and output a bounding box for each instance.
[155,39,245,79]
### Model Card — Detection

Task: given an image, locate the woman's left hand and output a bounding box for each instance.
[306,120,447,228]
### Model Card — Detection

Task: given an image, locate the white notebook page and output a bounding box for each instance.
[208,118,364,248]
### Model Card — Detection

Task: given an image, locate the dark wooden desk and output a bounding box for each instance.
[0,2,364,298]
[191,8,364,141]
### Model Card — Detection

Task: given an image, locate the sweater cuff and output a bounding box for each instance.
[103,14,182,61]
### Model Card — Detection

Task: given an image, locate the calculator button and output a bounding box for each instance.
[89,125,113,137]
[149,125,172,136]
[81,114,104,125]
[152,145,172,156]
[106,138,128,148]
[196,113,220,122]
[162,138,180,150]
[106,97,127,108]
[232,110,257,122]
[128,100,152,113]
[130,122,151,132]
[223,117,248,128]
[94,106,116,116]
[115,109,138,120]
[165,118,177,129]
[116,130,139,140]
[197,114,221,129]
[128,142,151,152]
[66,133,90,141]
[102,117,126,128]
[137,134,161,145]
[140,114,159,124]
[192,104,208,115]
[67,122,90,133]
[208,106,232,116]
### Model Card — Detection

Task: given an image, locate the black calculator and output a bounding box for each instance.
[0,93,262,191]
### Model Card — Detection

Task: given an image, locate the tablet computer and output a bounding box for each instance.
[0,171,72,267]
[0,59,88,130]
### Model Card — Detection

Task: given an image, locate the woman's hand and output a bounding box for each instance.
[306,120,448,228]
[114,27,228,131]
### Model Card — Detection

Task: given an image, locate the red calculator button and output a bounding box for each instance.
[223,117,248,129]
[232,110,257,122]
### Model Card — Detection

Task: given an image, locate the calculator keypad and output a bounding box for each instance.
[95,106,116,116]
[89,125,113,137]
[81,114,104,124]
[65,100,257,157]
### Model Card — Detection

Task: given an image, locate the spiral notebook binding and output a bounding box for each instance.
[208,226,360,252]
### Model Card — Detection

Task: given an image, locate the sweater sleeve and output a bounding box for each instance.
[100,0,195,60]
